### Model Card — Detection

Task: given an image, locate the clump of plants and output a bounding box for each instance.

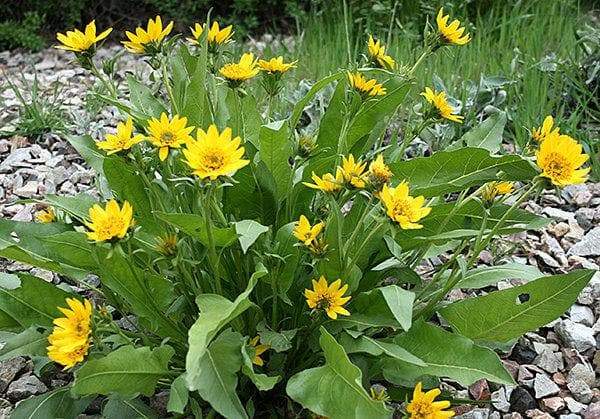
[0,10,593,419]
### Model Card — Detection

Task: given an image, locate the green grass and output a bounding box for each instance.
[261,0,599,171]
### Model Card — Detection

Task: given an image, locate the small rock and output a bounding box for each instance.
[534,350,564,373]
[0,357,26,393]
[469,379,490,401]
[525,408,552,418]
[13,181,39,198]
[504,414,523,419]
[563,184,592,206]
[512,340,538,364]
[6,375,48,401]
[565,396,588,414]
[568,227,600,257]
[492,388,511,412]
[553,372,568,386]
[455,408,491,419]
[559,415,581,419]
[543,207,575,222]
[518,366,535,383]
[534,373,560,398]
[567,363,596,387]
[575,208,596,231]
[567,380,593,404]
[535,250,561,268]
[510,387,538,413]
[548,222,570,238]
[541,396,565,413]
[555,320,596,353]
[29,268,55,283]
[570,305,595,327]
[565,219,585,241]
[583,402,600,419]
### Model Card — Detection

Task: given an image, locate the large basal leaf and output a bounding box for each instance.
[167,374,189,414]
[389,147,538,197]
[72,345,174,397]
[316,79,346,153]
[460,111,507,153]
[345,80,410,151]
[340,333,425,366]
[439,269,595,342]
[0,326,48,361]
[286,327,391,419]
[10,387,92,419]
[42,232,97,272]
[348,285,414,331]
[103,396,158,419]
[273,223,300,297]
[455,263,544,289]
[394,200,549,251]
[194,329,248,419]
[186,267,265,391]
[36,194,96,221]
[241,343,280,391]
[171,43,208,127]
[104,156,161,235]
[155,212,237,247]
[234,220,269,254]
[0,272,73,329]
[258,120,293,199]
[383,320,514,386]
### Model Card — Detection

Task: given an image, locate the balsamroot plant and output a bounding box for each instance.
[0,8,593,419]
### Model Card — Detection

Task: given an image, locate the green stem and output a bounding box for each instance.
[161,59,179,115]
[202,186,222,294]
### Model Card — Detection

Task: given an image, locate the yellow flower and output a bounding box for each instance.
[97,117,144,155]
[56,20,112,53]
[219,53,260,83]
[436,8,470,46]
[481,181,514,204]
[155,233,178,256]
[367,35,396,70]
[47,298,92,370]
[421,87,463,123]
[85,199,134,242]
[536,132,589,187]
[293,215,325,246]
[379,182,431,229]
[369,154,393,186]
[249,336,269,366]
[303,169,344,193]
[35,207,55,223]
[532,115,560,142]
[147,113,195,161]
[258,56,297,74]
[123,16,174,54]
[348,72,386,97]
[189,21,234,47]
[304,276,351,320]
[340,154,368,188]
[406,382,454,419]
[182,124,250,180]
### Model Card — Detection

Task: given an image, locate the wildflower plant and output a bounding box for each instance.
[0,11,594,419]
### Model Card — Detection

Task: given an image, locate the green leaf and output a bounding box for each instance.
[461,112,507,153]
[289,71,345,129]
[0,326,48,361]
[103,396,158,419]
[345,80,410,151]
[104,156,161,235]
[42,232,96,271]
[186,267,266,390]
[383,321,515,386]
[10,387,92,419]
[340,333,425,366]
[167,374,189,414]
[0,272,73,329]
[316,79,346,152]
[234,220,269,254]
[155,212,237,247]
[287,328,391,419]
[256,321,297,352]
[171,43,208,127]
[65,135,105,175]
[273,223,300,296]
[389,148,538,197]
[456,263,544,289]
[127,75,167,119]
[394,200,549,250]
[258,120,293,199]
[35,194,96,221]
[194,329,248,419]
[439,269,595,342]
[346,285,414,331]
[241,343,279,391]
[72,345,174,397]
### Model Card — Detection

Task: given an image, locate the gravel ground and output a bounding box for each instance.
[0,46,599,419]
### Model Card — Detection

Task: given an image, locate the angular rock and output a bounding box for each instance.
[510,387,538,413]
[565,396,588,414]
[524,408,552,418]
[567,363,596,387]
[575,208,596,231]
[570,305,595,327]
[534,350,564,373]
[534,373,560,398]
[0,357,26,393]
[568,227,600,257]
[583,402,600,419]
[492,388,511,413]
[469,379,490,401]
[555,320,596,353]
[559,415,581,419]
[541,396,565,413]
[567,380,593,404]
[6,375,48,401]
[512,340,538,364]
